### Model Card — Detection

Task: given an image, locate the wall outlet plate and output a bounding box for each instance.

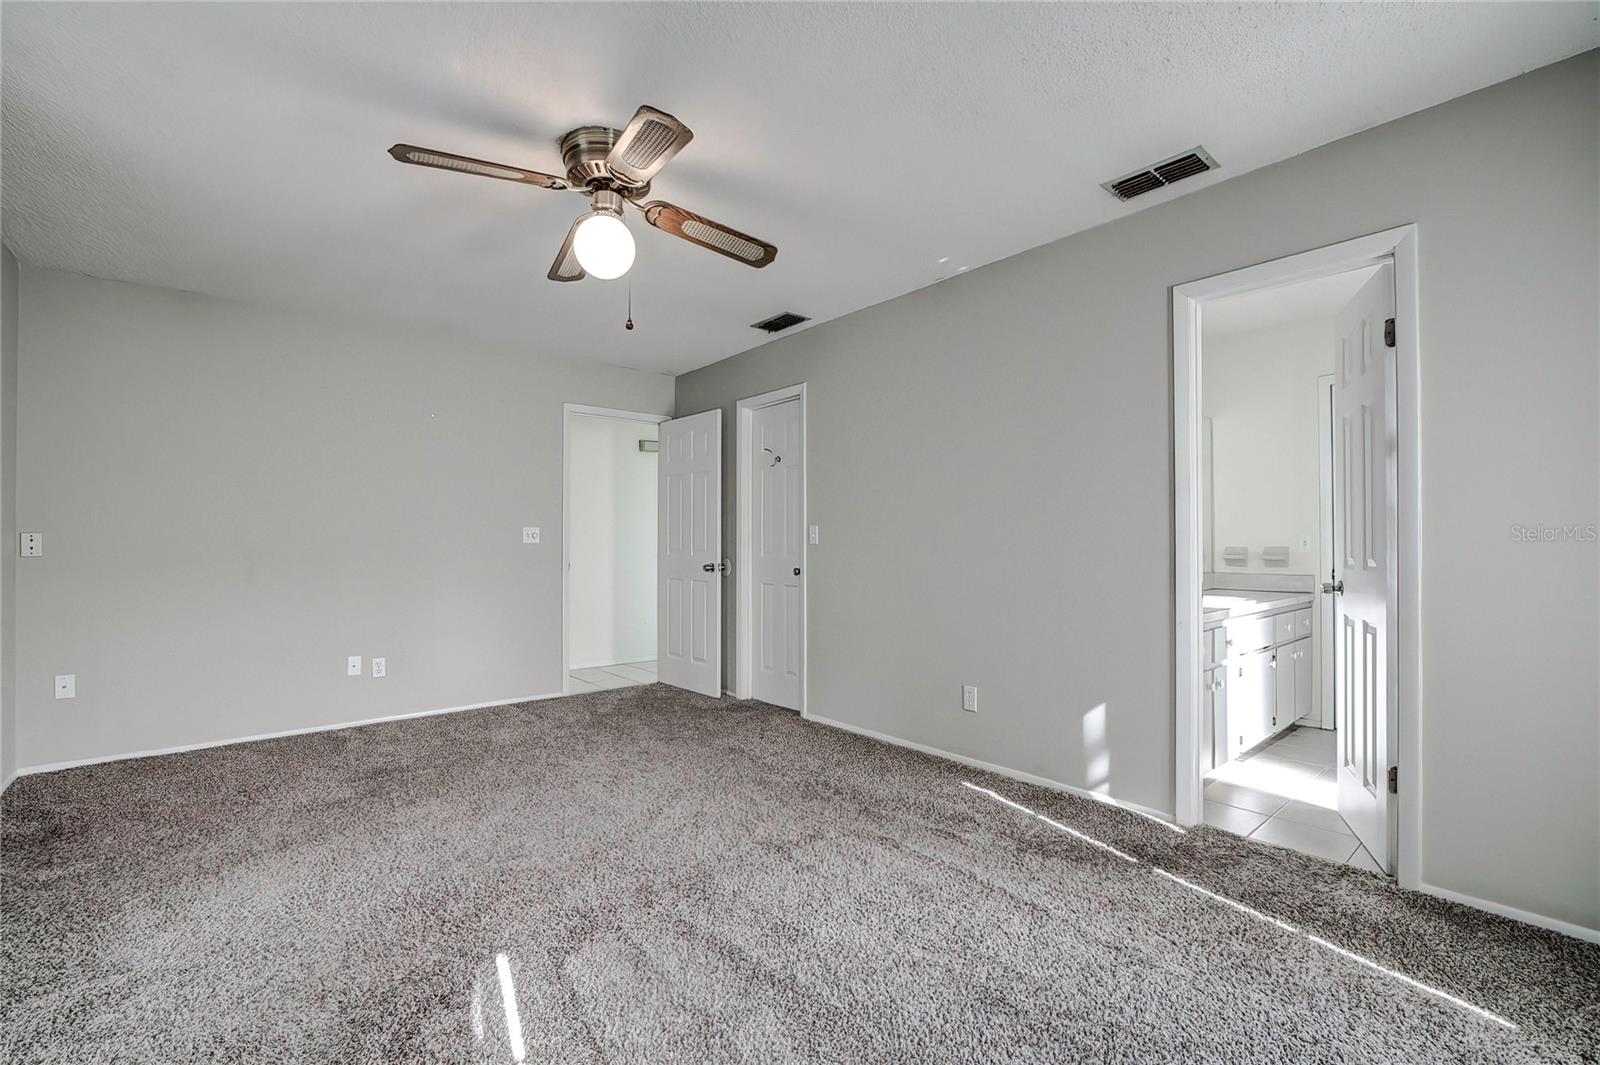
[19,532,42,557]
[347,656,362,677]
[55,674,75,699]
[962,685,978,713]
[371,657,386,678]
[522,527,541,544]
[808,525,820,545]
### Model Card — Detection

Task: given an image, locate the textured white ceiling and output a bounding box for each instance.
[1203,265,1381,337]
[3,3,1594,375]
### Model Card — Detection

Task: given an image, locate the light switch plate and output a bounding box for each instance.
[19,532,42,557]
[347,656,362,677]
[808,525,819,546]
[962,685,978,713]
[522,527,541,544]
[371,657,386,678]
[55,674,75,699]
[1297,533,1312,551]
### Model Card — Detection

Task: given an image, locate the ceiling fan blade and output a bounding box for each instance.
[605,107,694,186]
[639,201,777,268]
[548,217,586,282]
[388,144,569,190]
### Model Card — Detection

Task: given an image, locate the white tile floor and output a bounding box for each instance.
[567,661,656,693]
[1203,726,1383,873]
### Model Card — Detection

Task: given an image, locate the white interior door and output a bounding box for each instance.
[1332,264,1396,871]
[658,409,722,697]
[749,398,803,709]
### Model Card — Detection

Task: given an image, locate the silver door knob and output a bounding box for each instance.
[702,562,717,572]
[1322,579,1344,594]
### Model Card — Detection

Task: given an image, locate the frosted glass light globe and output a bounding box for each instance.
[572,213,635,280]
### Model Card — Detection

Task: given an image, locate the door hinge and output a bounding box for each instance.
[1383,317,1396,348]
[1387,765,1398,794]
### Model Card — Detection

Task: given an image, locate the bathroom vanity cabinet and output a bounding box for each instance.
[1201,592,1315,768]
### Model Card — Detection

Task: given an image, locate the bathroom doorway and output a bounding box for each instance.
[1173,228,1418,884]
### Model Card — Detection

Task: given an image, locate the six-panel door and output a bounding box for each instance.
[658,409,722,698]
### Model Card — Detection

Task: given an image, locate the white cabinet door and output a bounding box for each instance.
[1292,638,1313,725]
[1228,650,1274,759]
[658,410,722,698]
[1207,668,1229,769]
[1273,646,1294,735]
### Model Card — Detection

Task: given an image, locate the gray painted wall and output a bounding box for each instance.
[1,246,17,792]
[14,268,673,768]
[676,53,1600,932]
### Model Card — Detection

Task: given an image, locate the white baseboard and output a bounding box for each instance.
[15,690,566,778]
[802,711,1182,831]
[1417,880,1600,944]
[570,657,656,672]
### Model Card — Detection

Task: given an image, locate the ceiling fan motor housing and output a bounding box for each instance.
[560,126,647,194]
[588,189,625,219]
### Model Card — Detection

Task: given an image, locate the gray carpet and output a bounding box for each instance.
[3,685,1597,1064]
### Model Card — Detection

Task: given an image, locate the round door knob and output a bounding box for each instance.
[793,567,801,576]
[702,562,716,572]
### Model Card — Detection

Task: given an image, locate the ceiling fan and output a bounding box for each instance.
[389,105,777,282]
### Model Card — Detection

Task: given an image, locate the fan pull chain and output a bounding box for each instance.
[625,284,634,331]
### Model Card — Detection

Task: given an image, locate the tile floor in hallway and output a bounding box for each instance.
[1203,726,1383,872]
[568,660,656,693]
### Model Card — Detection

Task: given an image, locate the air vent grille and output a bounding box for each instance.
[1102,146,1218,201]
[752,312,809,334]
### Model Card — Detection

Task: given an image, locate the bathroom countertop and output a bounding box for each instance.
[1202,589,1314,626]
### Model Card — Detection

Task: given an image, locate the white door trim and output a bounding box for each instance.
[1314,373,1336,730]
[734,383,807,712]
[1172,224,1421,893]
[562,403,670,695]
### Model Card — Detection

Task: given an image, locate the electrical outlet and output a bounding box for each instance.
[1297,533,1312,552]
[962,685,978,713]
[55,674,75,699]
[522,527,541,544]
[808,525,820,545]
[371,657,386,678]
[19,532,42,557]
[347,656,362,677]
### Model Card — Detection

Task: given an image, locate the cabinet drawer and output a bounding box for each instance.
[1224,616,1273,658]
[1294,609,1313,640]
[1274,611,1298,645]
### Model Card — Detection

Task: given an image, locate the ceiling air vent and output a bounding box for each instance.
[752,312,810,334]
[1102,146,1218,201]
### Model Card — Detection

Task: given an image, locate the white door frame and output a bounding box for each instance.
[1313,373,1336,730]
[1172,225,1420,891]
[561,403,670,695]
[734,383,807,712]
